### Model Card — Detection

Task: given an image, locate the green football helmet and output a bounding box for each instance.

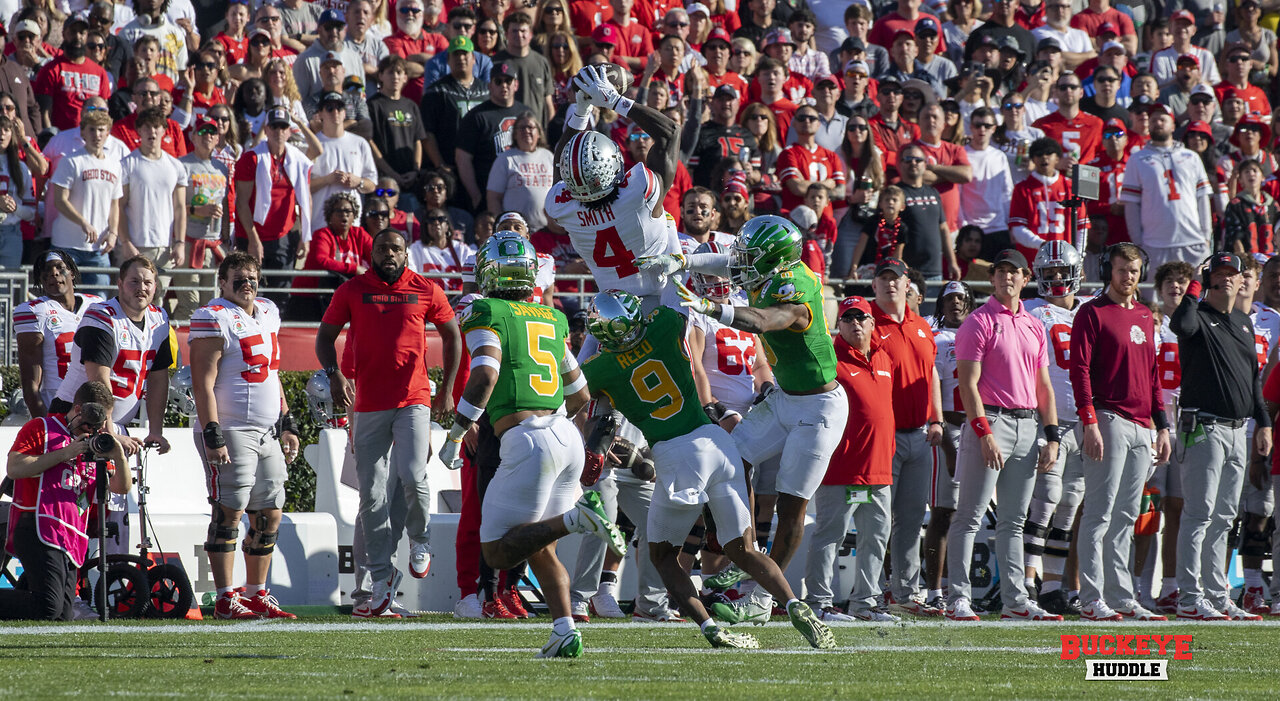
[729,215,804,292]
[475,231,537,296]
[587,290,646,352]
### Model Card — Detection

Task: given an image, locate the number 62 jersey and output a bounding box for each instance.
[188,297,282,429]
[545,162,681,296]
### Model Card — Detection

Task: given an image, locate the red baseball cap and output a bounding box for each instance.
[838,296,873,318]
[591,24,620,46]
[1176,53,1200,68]
[1171,9,1196,24]
[1184,120,1214,139]
[703,27,732,49]
[1103,117,1128,135]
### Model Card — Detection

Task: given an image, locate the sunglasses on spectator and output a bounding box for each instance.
[452,22,475,31]
[667,21,690,28]
[425,182,447,191]
[551,43,570,49]
[251,38,271,46]
[364,210,391,218]
[1056,83,1081,91]
[196,126,218,136]
[210,114,231,122]
[547,6,564,13]
[900,156,926,164]
[747,114,770,121]
[81,104,104,113]
[87,42,106,50]
[427,216,450,223]
[1096,77,1119,83]
[1102,131,1126,139]
[477,27,498,35]
[375,188,398,197]
[731,49,751,56]
[399,6,423,14]
[628,132,651,140]
[971,121,996,129]
[322,102,345,112]
[258,16,281,24]
[195,61,217,70]
[839,312,869,323]
[137,89,162,97]
[794,114,819,122]
[1190,96,1213,105]
[1228,55,1251,63]
[902,91,923,100]
[229,0,251,4]
[847,123,869,132]
[1002,102,1024,109]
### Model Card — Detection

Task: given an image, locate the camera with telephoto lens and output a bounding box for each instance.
[87,432,116,457]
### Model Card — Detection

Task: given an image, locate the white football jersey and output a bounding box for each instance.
[1023,297,1079,418]
[1118,145,1211,250]
[188,297,283,429]
[1156,315,1181,410]
[544,163,681,296]
[13,293,104,407]
[56,298,171,425]
[1250,301,1280,369]
[689,307,759,413]
[933,324,960,413]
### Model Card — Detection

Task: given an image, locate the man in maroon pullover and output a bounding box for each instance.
[1069,242,1171,622]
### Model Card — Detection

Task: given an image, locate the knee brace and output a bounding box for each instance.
[204,524,239,553]
[1241,528,1272,558]
[243,528,279,557]
[1023,521,1048,555]
[1043,527,1072,559]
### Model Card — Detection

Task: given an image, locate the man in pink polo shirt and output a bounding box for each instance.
[947,249,1062,622]
[1069,241,1171,622]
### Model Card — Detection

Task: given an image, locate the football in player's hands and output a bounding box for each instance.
[574,65,621,110]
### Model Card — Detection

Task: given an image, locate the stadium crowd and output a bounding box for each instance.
[4,0,1280,655]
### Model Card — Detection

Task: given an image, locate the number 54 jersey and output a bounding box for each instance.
[544,163,681,296]
[188,297,282,429]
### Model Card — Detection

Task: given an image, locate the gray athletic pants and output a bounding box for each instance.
[352,404,433,581]
[1078,410,1153,608]
[804,483,891,613]
[889,427,934,602]
[947,413,1040,608]
[1176,421,1247,609]
[568,471,667,616]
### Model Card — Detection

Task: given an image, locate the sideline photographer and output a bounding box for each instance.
[1,382,132,621]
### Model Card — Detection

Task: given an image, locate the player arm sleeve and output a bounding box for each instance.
[75,326,117,367]
[464,328,500,354]
[685,251,731,277]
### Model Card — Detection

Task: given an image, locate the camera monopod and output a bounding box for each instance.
[78,402,111,623]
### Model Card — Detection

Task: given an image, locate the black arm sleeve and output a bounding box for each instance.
[150,334,174,371]
[1254,366,1269,427]
[75,326,116,367]
[1168,293,1202,339]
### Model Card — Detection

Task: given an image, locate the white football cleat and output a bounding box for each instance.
[1114,599,1167,621]
[454,593,482,619]
[409,542,432,579]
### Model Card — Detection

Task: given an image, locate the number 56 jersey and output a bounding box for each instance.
[545,163,681,296]
[56,298,171,426]
[188,297,282,429]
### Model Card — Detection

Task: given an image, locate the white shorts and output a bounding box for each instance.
[197,426,288,512]
[734,385,848,501]
[648,423,753,546]
[480,414,584,543]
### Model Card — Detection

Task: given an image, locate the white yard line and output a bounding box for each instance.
[2,619,1279,635]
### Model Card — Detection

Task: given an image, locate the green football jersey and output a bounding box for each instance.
[459,297,570,422]
[747,263,837,393]
[581,306,712,445]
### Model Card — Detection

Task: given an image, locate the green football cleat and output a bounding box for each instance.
[788,601,837,650]
[535,629,583,658]
[569,491,627,558]
[704,564,752,590]
[711,597,771,626]
[703,624,761,649]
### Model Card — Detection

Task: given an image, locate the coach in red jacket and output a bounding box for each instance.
[802,296,897,623]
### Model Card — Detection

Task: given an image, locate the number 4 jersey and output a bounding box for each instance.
[13,293,104,407]
[55,297,172,425]
[544,163,681,296]
[188,297,283,429]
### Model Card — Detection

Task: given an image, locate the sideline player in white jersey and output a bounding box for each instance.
[52,255,173,455]
[1022,241,1088,616]
[188,252,301,621]
[1239,255,1277,614]
[922,280,974,613]
[677,187,737,257]
[1149,260,1194,614]
[14,250,103,417]
[545,65,682,313]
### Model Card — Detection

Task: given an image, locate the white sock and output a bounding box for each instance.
[552,616,575,636]
[1245,569,1264,589]
[700,618,716,632]
[217,586,235,598]
[785,598,799,609]
[1024,577,1036,591]
[245,583,264,594]
[1040,580,1062,594]
[1160,577,1178,597]
[597,579,619,598]
[928,588,942,601]
[562,511,580,533]
[1067,589,1079,601]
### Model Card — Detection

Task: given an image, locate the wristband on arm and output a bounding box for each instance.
[1077,406,1098,425]
[1043,424,1063,443]
[203,421,226,449]
[970,416,992,437]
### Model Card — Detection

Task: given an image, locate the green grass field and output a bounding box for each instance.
[2,616,1277,699]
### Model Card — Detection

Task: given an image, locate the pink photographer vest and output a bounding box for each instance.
[6,416,100,567]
